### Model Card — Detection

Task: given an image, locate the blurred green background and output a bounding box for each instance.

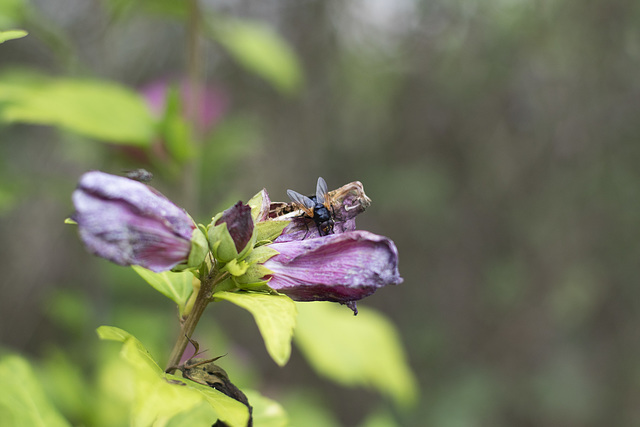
[2,0,640,425]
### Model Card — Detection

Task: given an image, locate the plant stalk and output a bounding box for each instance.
[182,0,204,212]
[165,273,215,372]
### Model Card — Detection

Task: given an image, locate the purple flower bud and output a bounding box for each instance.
[72,171,196,272]
[215,201,254,253]
[262,230,403,313]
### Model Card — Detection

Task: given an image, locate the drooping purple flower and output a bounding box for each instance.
[72,171,196,272]
[262,230,402,314]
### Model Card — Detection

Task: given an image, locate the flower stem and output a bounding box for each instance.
[181,0,204,212]
[165,271,224,372]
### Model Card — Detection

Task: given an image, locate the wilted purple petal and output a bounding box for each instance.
[253,189,272,222]
[330,180,371,222]
[273,218,357,243]
[216,201,253,253]
[72,171,195,272]
[263,230,402,309]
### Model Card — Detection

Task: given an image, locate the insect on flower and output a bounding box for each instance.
[124,168,153,182]
[286,177,336,236]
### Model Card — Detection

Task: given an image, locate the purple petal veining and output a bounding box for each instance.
[72,171,195,272]
[263,230,402,308]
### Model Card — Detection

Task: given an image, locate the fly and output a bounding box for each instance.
[124,168,153,182]
[286,176,335,236]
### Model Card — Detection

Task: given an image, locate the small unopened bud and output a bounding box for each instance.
[208,201,256,263]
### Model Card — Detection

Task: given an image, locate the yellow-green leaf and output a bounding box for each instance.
[244,390,288,427]
[294,303,419,407]
[132,266,195,316]
[0,355,70,427]
[213,291,297,366]
[98,326,250,427]
[209,18,303,95]
[0,29,27,43]
[0,73,155,144]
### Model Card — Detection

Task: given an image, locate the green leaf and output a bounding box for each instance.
[98,326,250,427]
[247,189,267,221]
[38,349,92,423]
[0,73,155,144]
[294,303,419,408]
[281,391,339,427]
[244,390,288,427]
[173,377,250,427]
[132,266,195,316]
[160,84,194,163]
[208,18,303,95]
[255,220,290,243]
[0,29,27,43]
[243,244,279,265]
[213,291,297,366]
[169,390,288,427]
[0,355,71,427]
[0,0,27,29]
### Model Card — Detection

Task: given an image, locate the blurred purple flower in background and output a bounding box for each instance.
[72,171,196,272]
[141,79,227,135]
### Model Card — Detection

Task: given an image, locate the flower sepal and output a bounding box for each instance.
[216,246,277,289]
[255,221,290,245]
[171,226,209,272]
[236,264,274,286]
[220,258,250,277]
[247,189,271,222]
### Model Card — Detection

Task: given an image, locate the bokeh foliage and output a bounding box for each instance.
[2,0,640,425]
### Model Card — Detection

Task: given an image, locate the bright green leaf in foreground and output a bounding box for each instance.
[97,326,250,427]
[0,29,27,43]
[213,291,297,366]
[209,18,303,95]
[0,355,70,427]
[0,72,155,144]
[132,266,195,316]
[244,390,288,427]
[295,303,419,408]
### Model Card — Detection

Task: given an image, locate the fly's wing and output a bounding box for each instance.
[316,177,328,205]
[316,176,336,210]
[287,189,315,216]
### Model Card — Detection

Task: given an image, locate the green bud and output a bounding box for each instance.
[208,218,239,263]
[208,201,258,263]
